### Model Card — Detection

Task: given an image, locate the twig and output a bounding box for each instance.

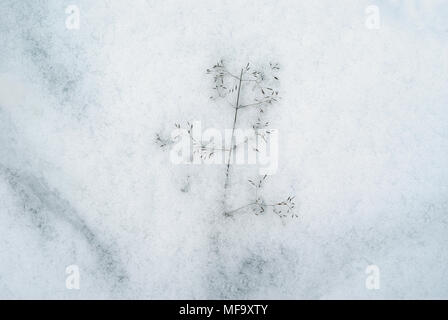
[224,68,244,191]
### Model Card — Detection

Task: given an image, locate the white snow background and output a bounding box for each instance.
[0,0,447,299]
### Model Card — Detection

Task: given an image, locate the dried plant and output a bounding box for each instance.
[225,175,297,218]
[155,133,173,149]
[156,59,297,219]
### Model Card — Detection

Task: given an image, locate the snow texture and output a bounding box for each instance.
[0,0,447,299]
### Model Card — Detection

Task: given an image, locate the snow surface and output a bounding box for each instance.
[0,0,447,299]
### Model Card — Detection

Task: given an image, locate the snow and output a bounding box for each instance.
[0,0,447,299]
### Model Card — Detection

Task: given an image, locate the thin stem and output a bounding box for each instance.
[223,70,241,80]
[191,138,230,152]
[238,100,272,109]
[224,200,291,216]
[222,68,257,82]
[224,69,244,191]
[224,202,256,216]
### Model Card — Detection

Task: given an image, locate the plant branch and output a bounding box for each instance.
[224,202,256,216]
[224,68,244,192]
[238,100,270,109]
